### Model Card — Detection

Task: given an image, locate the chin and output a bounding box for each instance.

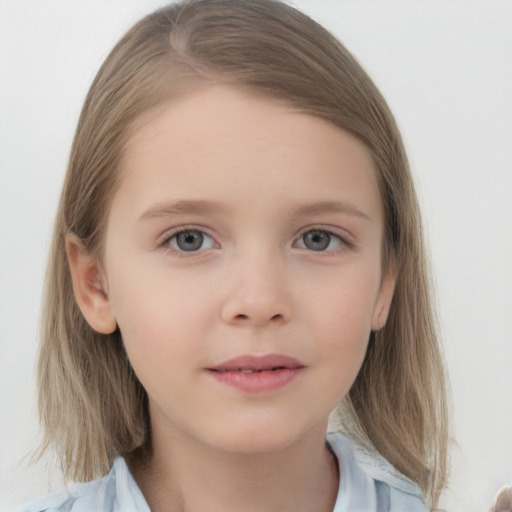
[204,420,314,456]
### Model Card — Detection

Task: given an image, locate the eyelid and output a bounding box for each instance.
[154,224,355,253]
[292,226,355,251]
[156,225,220,252]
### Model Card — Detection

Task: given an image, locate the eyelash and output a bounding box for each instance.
[293,228,353,253]
[158,226,354,254]
[158,227,218,254]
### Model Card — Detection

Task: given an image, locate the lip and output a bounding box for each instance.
[210,354,304,372]
[207,354,305,393]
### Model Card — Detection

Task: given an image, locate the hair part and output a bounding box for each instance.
[37,0,448,508]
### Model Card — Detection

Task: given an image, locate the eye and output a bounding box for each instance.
[295,229,344,252]
[167,229,216,252]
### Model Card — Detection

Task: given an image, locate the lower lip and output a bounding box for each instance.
[208,368,303,393]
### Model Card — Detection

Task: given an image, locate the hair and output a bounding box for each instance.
[36,0,449,508]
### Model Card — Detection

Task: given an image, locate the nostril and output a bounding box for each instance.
[221,296,292,325]
[232,313,284,323]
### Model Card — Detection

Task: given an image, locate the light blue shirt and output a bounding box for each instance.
[15,433,427,511]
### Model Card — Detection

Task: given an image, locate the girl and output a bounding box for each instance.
[20,0,448,510]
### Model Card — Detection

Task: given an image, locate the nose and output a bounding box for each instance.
[220,250,293,327]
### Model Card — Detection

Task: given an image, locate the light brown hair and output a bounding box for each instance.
[37,0,448,508]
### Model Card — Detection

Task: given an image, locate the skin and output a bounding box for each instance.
[67,85,396,512]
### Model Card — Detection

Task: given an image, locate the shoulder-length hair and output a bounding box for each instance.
[37,0,448,508]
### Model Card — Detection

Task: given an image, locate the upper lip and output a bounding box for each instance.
[209,354,304,372]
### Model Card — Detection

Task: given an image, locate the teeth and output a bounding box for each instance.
[240,369,255,374]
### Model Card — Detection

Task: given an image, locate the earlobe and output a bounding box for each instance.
[371,264,397,332]
[66,235,117,334]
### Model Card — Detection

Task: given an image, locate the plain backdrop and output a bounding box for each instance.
[1,1,511,511]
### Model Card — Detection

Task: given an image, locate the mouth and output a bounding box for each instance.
[208,354,304,373]
[217,367,288,374]
[207,354,305,393]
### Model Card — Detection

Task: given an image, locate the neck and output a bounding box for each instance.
[130,421,339,512]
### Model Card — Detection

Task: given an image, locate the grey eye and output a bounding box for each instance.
[172,231,207,251]
[302,230,333,251]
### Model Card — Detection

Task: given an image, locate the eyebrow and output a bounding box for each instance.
[290,200,372,222]
[138,199,228,221]
[138,199,371,222]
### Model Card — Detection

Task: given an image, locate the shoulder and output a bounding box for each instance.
[327,432,428,512]
[13,458,149,512]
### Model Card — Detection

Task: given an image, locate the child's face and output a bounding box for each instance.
[83,85,395,454]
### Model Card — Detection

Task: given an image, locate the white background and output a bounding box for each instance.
[1,1,511,510]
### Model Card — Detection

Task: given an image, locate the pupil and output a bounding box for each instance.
[304,231,330,251]
[177,231,203,251]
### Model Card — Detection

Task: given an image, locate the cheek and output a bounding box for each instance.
[106,264,208,369]
[303,263,380,390]
[107,262,231,387]
[307,265,381,337]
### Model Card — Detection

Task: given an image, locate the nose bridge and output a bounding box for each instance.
[220,242,292,326]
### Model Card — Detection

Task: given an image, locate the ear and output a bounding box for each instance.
[66,235,117,334]
[371,263,397,332]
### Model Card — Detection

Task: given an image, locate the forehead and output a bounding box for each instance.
[116,84,382,222]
